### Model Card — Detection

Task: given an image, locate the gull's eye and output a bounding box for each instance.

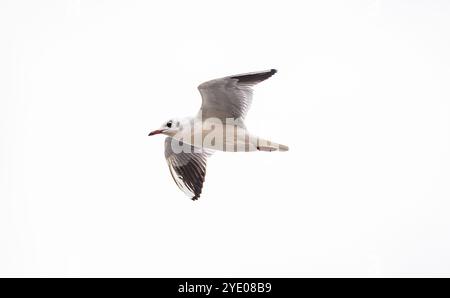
[167,121,172,128]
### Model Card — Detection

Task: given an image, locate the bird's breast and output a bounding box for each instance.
[171,122,257,152]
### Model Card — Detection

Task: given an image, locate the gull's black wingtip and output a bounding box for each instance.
[231,69,278,84]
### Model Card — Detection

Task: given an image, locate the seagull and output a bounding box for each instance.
[148,69,289,201]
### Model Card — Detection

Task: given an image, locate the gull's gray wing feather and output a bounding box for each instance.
[197,69,277,123]
[164,137,212,201]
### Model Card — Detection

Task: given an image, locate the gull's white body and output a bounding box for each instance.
[167,117,254,152]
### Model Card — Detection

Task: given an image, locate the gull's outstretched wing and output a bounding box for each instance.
[197,69,277,123]
[164,137,212,201]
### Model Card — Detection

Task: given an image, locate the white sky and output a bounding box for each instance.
[1,0,450,277]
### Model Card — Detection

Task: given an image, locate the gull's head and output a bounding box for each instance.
[148,118,181,137]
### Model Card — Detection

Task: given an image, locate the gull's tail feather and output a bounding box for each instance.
[256,139,289,152]
[278,144,289,152]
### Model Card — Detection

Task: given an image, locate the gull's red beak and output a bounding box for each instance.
[148,129,164,136]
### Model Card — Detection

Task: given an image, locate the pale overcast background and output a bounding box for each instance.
[1,0,450,277]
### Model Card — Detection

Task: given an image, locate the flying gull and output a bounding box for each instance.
[148,69,289,200]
